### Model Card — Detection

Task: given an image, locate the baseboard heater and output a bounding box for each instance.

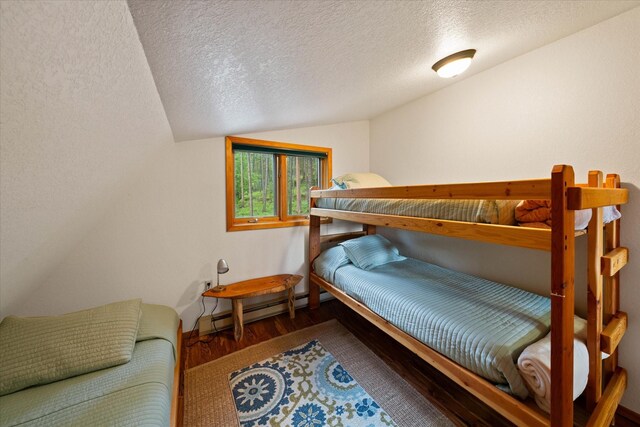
[199,289,333,336]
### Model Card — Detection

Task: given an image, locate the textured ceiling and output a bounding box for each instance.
[128,0,639,142]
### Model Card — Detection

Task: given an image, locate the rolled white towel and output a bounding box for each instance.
[517,317,609,413]
[517,333,588,413]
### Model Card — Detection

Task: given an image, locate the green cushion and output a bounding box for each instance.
[0,299,142,396]
[136,303,180,359]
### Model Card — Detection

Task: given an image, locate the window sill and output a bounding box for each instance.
[227,217,331,232]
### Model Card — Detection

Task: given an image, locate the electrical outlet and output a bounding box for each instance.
[204,280,212,290]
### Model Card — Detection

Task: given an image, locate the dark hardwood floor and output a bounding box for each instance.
[179,299,638,427]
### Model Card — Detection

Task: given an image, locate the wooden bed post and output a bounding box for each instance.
[551,165,575,427]
[309,186,321,309]
[586,171,604,411]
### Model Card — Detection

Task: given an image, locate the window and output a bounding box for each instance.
[225,136,332,231]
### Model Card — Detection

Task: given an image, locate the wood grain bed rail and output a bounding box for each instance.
[586,368,627,427]
[319,231,367,244]
[567,187,629,210]
[311,178,551,200]
[311,207,553,250]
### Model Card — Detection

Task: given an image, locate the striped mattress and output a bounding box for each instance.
[315,198,520,225]
[314,249,551,398]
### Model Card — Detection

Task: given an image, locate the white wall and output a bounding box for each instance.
[370,8,640,412]
[15,121,369,332]
[0,1,173,317]
[0,0,367,334]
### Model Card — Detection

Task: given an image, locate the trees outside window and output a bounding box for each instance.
[225,136,331,231]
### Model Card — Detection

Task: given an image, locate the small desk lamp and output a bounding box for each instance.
[210,259,229,292]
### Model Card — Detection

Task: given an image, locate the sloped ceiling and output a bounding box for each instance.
[0,1,173,316]
[128,0,638,142]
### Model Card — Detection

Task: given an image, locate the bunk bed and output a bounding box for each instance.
[307,165,629,427]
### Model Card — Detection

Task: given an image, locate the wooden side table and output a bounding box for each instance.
[202,274,302,341]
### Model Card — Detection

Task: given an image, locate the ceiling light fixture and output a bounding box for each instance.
[432,49,477,78]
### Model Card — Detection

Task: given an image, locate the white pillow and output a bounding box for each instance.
[574,205,622,230]
[331,173,391,189]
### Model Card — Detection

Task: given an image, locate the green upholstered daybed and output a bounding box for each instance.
[0,300,181,427]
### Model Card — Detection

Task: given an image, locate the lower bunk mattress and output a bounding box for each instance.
[314,246,551,398]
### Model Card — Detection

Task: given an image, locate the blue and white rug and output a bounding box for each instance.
[229,339,397,427]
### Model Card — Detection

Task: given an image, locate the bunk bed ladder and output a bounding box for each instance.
[307,168,630,427]
[586,171,604,411]
[584,172,628,427]
[603,174,626,383]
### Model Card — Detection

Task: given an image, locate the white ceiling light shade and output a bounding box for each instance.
[432,49,477,78]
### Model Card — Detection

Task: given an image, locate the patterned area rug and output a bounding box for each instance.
[229,339,395,427]
[184,319,453,427]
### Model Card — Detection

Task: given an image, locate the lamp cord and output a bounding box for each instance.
[186,295,219,347]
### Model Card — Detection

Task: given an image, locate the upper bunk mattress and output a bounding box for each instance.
[315,197,519,224]
[314,249,551,398]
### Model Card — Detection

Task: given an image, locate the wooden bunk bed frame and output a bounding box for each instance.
[307,165,629,427]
